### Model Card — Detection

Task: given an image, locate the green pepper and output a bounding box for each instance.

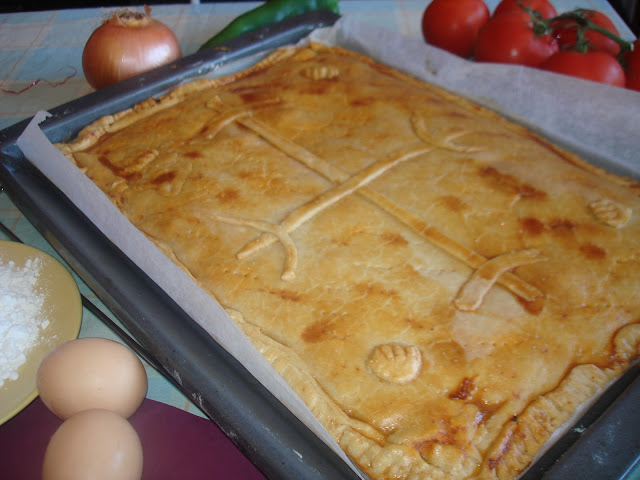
[199,0,340,50]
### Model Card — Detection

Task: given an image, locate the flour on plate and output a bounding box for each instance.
[0,257,49,388]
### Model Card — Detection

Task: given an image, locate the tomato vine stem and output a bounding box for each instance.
[548,9,634,55]
[514,1,634,56]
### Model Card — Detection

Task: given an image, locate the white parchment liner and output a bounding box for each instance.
[16,15,640,477]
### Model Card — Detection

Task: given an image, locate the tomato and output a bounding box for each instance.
[421,0,490,58]
[552,10,620,56]
[474,11,558,66]
[540,50,625,87]
[493,0,557,20]
[624,40,640,91]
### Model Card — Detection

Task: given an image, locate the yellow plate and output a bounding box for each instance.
[0,241,82,425]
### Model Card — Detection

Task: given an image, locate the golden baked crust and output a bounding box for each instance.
[57,44,640,480]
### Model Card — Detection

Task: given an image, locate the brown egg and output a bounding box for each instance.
[37,337,147,419]
[42,409,143,480]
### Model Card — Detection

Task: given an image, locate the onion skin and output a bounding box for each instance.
[82,8,181,90]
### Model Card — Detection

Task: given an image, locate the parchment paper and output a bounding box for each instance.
[15,16,640,477]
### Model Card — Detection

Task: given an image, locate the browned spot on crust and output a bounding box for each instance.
[413,425,458,453]
[301,319,335,343]
[404,317,426,330]
[354,282,399,299]
[486,423,521,471]
[380,232,409,246]
[446,111,471,119]
[151,171,177,185]
[439,195,468,213]
[449,377,476,400]
[517,296,545,315]
[479,166,547,199]
[549,219,576,231]
[520,217,545,236]
[472,400,505,423]
[216,188,240,202]
[269,289,304,302]
[350,97,375,107]
[305,83,335,96]
[98,155,116,171]
[233,87,281,104]
[580,243,606,260]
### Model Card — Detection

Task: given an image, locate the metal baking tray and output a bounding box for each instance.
[1,9,638,480]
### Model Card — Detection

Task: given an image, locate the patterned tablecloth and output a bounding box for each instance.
[0,0,635,419]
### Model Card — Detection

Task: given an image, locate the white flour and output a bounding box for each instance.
[0,257,49,388]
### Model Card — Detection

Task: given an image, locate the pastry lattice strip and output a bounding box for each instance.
[237,143,434,261]
[208,101,544,304]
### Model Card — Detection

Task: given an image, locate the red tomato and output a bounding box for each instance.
[552,10,620,56]
[540,50,625,87]
[421,0,490,57]
[624,40,640,91]
[474,11,558,66]
[493,0,557,20]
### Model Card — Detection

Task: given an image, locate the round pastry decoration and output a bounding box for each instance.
[366,342,423,385]
[589,197,631,228]
[301,64,341,80]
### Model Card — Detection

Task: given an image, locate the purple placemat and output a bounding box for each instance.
[0,397,267,480]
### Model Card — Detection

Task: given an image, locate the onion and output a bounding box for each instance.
[82,6,182,90]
